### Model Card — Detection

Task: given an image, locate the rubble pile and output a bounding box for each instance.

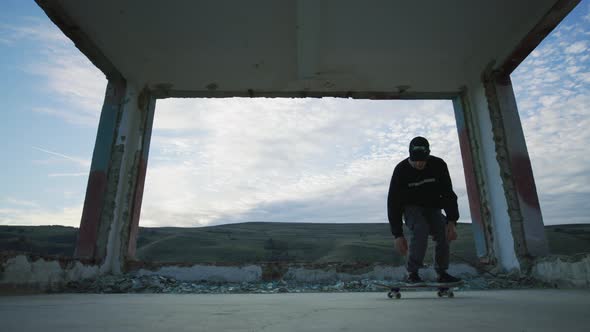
[62,273,554,294]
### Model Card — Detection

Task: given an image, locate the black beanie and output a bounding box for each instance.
[409,136,430,161]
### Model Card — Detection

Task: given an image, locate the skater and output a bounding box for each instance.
[387,136,461,285]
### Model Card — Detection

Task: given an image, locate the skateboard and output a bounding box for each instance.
[375,281,463,299]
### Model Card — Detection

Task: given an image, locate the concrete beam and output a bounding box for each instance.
[152,89,460,100]
[296,0,321,81]
[499,0,581,75]
[35,0,124,82]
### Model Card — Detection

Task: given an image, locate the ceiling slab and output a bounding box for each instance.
[36,0,579,98]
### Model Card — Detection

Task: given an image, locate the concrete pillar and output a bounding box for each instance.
[482,70,549,261]
[75,80,126,261]
[126,91,156,262]
[459,69,549,271]
[75,79,156,274]
[453,95,494,262]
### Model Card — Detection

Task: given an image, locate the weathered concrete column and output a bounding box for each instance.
[75,80,126,261]
[453,94,495,263]
[75,80,156,274]
[459,70,549,271]
[482,70,549,261]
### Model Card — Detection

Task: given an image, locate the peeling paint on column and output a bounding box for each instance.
[95,145,124,263]
[100,83,145,274]
[127,91,156,260]
[490,73,548,259]
[483,70,527,263]
[115,149,140,271]
[75,81,157,274]
[76,80,126,260]
[482,69,549,268]
[453,93,495,263]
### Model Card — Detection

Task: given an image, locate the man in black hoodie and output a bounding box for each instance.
[387,136,461,284]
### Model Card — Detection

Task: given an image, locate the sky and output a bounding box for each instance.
[0,1,588,228]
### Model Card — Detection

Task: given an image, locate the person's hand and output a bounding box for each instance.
[394,237,408,256]
[447,222,458,242]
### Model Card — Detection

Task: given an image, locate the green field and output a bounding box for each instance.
[1,223,588,265]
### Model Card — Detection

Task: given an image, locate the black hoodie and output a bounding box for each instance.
[387,156,459,238]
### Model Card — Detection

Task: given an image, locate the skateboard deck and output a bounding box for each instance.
[375,281,463,299]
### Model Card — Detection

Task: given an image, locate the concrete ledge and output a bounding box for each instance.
[0,253,99,291]
[5,251,590,291]
[134,265,262,283]
[532,253,590,288]
[1,252,480,290]
[127,261,478,283]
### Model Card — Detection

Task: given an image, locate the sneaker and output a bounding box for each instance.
[437,272,462,284]
[404,272,425,285]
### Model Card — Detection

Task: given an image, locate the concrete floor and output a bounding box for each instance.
[1,290,589,331]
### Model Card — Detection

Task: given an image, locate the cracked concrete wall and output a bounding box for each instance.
[136,265,263,283]
[129,262,478,283]
[4,254,475,289]
[0,254,99,291]
[533,254,590,288]
[5,254,588,289]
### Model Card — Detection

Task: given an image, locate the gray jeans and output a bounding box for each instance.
[404,205,449,274]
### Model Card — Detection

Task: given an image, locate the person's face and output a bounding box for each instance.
[410,159,427,170]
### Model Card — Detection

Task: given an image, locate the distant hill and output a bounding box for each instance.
[1,223,588,265]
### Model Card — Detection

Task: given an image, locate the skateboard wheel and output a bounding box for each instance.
[387,291,401,299]
[437,291,443,297]
[448,292,454,298]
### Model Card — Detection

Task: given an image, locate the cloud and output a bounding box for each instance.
[142,98,468,227]
[26,53,106,121]
[0,195,81,227]
[48,173,88,178]
[512,4,590,225]
[32,146,91,169]
[0,204,82,227]
[0,198,40,209]
[1,17,106,126]
[0,17,68,45]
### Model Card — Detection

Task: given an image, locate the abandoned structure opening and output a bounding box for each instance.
[136,98,475,265]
